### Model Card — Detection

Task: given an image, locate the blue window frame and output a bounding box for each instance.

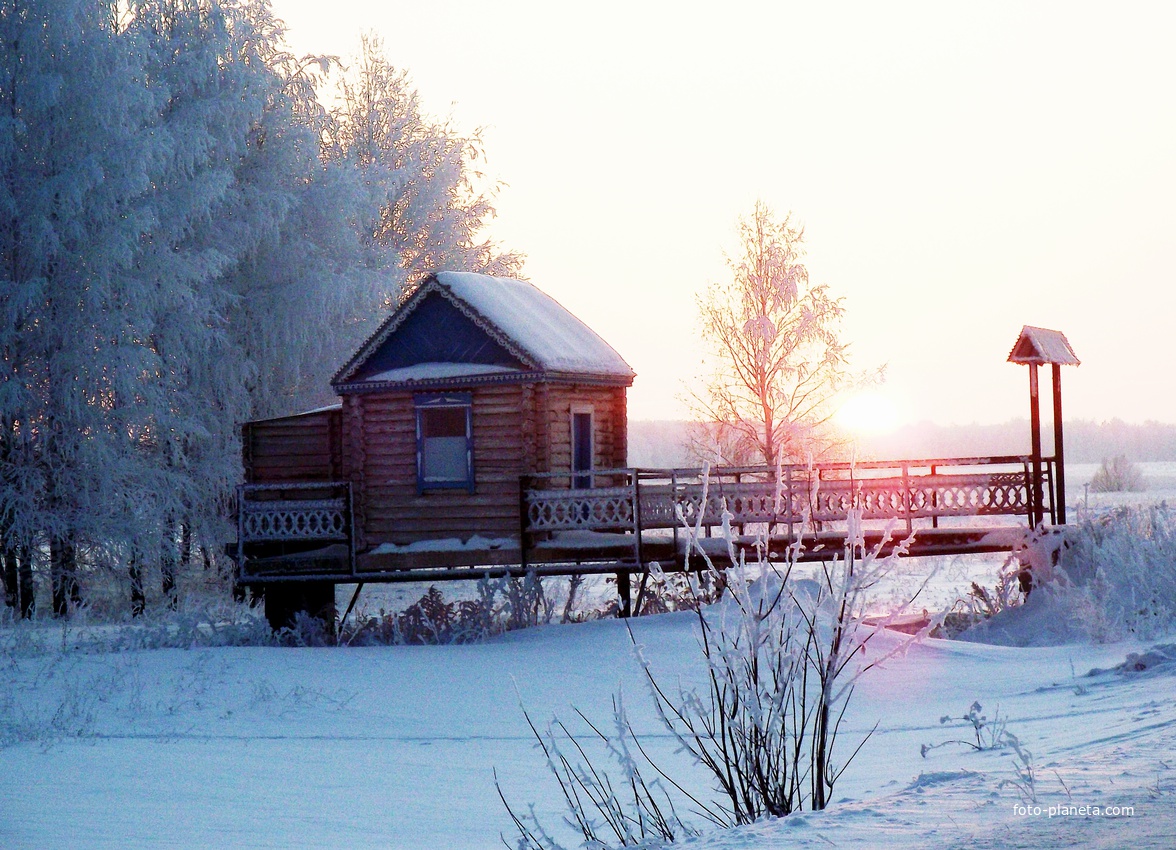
[415,393,474,493]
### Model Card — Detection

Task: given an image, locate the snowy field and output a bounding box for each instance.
[3,477,1176,849]
[2,610,1175,848]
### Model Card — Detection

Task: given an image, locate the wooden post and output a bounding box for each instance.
[617,569,632,618]
[346,481,357,577]
[1052,363,1067,525]
[931,464,939,529]
[901,462,912,538]
[518,475,530,572]
[236,484,246,581]
[1028,364,1044,527]
[632,469,644,568]
[264,581,337,634]
[339,582,365,633]
[671,470,679,558]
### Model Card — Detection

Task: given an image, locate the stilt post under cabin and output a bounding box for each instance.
[263,581,337,634]
[617,570,632,618]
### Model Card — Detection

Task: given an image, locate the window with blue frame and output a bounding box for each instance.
[415,393,474,493]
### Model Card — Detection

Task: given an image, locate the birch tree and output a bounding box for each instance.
[691,202,855,467]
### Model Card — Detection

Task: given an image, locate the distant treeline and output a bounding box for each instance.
[856,419,1176,463]
[628,419,1176,468]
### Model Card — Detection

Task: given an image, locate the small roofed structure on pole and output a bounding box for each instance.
[1008,326,1080,526]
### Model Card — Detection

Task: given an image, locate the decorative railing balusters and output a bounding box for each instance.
[521,457,1053,542]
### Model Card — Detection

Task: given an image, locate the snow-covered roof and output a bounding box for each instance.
[1007,326,1080,366]
[249,402,343,423]
[333,272,635,389]
[433,272,634,378]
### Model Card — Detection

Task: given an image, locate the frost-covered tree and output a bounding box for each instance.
[116,0,276,606]
[0,0,170,613]
[220,39,391,416]
[236,31,527,418]
[1090,455,1144,493]
[325,34,523,292]
[0,1,523,618]
[690,202,857,467]
[0,0,305,614]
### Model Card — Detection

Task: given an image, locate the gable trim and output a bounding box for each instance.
[334,368,631,395]
[331,276,542,388]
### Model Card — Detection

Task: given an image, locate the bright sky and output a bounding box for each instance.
[271,0,1176,426]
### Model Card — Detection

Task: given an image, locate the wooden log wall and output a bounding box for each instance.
[543,384,628,474]
[242,409,342,484]
[346,385,527,544]
[341,381,629,547]
[342,395,367,551]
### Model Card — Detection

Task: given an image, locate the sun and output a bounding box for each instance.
[835,390,902,435]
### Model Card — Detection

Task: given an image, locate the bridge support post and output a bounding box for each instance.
[616,570,632,618]
[263,581,337,635]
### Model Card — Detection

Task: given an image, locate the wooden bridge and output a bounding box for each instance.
[235,454,1059,618]
[230,322,1080,626]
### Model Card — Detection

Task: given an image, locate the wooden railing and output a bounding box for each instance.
[236,482,356,576]
[521,456,1057,557]
[233,456,1057,578]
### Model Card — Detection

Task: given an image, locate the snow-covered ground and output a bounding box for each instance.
[3,475,1175,849]
[2,603,1175,848]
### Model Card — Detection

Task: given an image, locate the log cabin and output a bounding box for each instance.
[236,283,1076,629]
[238,271,636,624]
[329,270,635,547]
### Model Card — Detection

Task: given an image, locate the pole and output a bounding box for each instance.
[1028,364,1043,527]
[617,569,632,618]
[1052,363,1066,525]
[518,475,530,572]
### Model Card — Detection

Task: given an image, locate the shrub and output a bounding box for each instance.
[498,695,701,849]
[1059,504,1176,639]
[499,499,939,846]
[962,505,1176,644]
[1090,455,1145,493]
[342,573,560,646]
[638,510,933,820]
[921,701,1012,756]
[937,558,1026,637]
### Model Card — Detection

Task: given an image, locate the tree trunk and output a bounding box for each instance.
[160,515,178,611]
[2,545,17,611]
[179,517,193,570]
[812,694,830,810]
[128,549,146,617]
[50,536,80,616]
[17,546,34,618]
